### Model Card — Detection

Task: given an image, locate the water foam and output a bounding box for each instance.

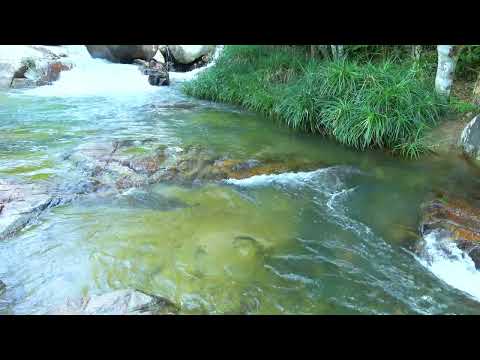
[21,45,224,98]
[224,168,331,188]
[417,231,480,302]
[169,45,224,83]
[23,46,158,98]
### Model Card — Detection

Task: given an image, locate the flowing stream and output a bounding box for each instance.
[2,46,480,314]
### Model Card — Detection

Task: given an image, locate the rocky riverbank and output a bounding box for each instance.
[0,45,218,90]
[0,45,73,90]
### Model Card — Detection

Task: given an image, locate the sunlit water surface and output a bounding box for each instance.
[1,46,480,314]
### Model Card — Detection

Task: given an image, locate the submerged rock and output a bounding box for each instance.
[51,289,179,315]
[0,281,5,295]
[0,139,325,236]
[114,189,190,211]
[67,140,326,191]
[419,192,480,268]
[460,115,480,161]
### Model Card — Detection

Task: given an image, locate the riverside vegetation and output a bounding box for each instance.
[184,45,480,158]
[3,45,480,314]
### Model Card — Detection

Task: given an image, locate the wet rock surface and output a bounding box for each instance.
[50,289,179,315]
[135,59,169,86]
[1,138,325,243]
[419,192,480,268]
[0,45,73,89]
[0,179,55,240]
[66,140,325,189]
[460,115,480,161]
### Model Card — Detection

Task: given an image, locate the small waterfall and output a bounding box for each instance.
[417,231,480,302]
[169,45,224,83]
[24,45,158,98]
[22,45,224,98]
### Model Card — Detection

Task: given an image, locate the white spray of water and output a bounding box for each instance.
[228,167,480,304]
[22,45,224,98]
[417,231,480,302]
[169,45,224,83]
[224,168,330,187]
[24,45,158,98]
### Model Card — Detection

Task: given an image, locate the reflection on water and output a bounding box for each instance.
[2,54,480,314]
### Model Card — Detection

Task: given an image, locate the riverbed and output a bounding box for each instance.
[1,46,480,314]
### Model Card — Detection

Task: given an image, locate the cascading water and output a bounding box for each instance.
[169,45,224,82]
[416,231,480,302]
[22,45,224,98]
[3,44,480,314]
[23,45,158,98]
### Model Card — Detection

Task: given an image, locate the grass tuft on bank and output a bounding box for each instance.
[183,46,446,158]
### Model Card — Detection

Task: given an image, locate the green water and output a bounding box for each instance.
[1,81,480,315]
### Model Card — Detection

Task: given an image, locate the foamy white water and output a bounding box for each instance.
[224,168,330,187]
[418,231,480,302]
[169,45,224,83]
[20,45,223,96]
[24,45,158,98]
[224,166,363,192]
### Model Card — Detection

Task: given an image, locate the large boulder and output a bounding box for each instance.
[0,45,72,89]
[460,115,480,160]
[50,289,179,315]
[167,45,216,64]
[85,45,159,63]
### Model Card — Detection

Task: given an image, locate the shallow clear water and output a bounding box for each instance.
[2,47,480,314]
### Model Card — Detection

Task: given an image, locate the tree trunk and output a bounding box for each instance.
[474,73,480,105]
[336,45,345,59]
[412,45,422,60]
[330,45,345,60]
[435,45,463,98]
[318,45,330,59]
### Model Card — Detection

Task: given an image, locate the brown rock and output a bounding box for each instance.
[420,193,480,267]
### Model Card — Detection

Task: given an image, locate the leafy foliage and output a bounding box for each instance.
[183,46,446,158]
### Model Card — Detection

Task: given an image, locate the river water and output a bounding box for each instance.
[1,46,480,314]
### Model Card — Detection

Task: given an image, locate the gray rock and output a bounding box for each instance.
[0,62,16,88]
[0,180,54,240]
[0,45,72,89]
[460,115,480,160]
[85,45,159,63]
[167,45,216,64]
[144,61,169,86]
[0,281,5,295]
[51,289,179,315]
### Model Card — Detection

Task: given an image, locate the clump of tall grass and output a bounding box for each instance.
[183,46,445,158]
